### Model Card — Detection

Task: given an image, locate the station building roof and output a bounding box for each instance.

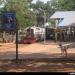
[50,11,75,19]
[58,17,75,27]
[50,11,75,27]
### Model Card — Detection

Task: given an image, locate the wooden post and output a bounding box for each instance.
[15,18,19,63]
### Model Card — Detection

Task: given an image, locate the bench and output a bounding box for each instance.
[59,43,72,56]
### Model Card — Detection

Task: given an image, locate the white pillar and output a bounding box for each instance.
[73,30,74,39]
[68,26,71,41]
[55,20,58,41]
[3,31,6,42]
[44,11,46,44]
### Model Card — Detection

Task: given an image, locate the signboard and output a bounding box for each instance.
[2,12,15,31]
[2,12,18,62]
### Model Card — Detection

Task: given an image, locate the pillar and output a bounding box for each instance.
[55,20,58,41]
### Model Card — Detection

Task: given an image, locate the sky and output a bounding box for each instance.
[0,0,50,8]
[0,0,6,8]
[32,0,50,3]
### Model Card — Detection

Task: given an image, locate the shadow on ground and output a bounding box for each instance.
[0,51,75,72]
[0,57,75,72]
[0,51,75,59]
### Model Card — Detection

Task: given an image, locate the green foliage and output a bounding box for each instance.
[1,0,75,29]
[57,0,75,10]
[3,0,35,29]
[30,0,52,22]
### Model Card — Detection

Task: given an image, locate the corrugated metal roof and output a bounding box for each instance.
[50,11,75,27]
[58,17,75,27]
[50,11,75,19]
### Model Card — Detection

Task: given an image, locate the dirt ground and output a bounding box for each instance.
[0,41,75,72]
[0,59,75,72]
[0,41,75,59]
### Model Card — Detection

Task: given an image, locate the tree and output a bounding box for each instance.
[57,0,75,10]
[3,0,35,29]
[30,0,54,26]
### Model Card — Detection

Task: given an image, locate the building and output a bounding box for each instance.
[50,11,75,41]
